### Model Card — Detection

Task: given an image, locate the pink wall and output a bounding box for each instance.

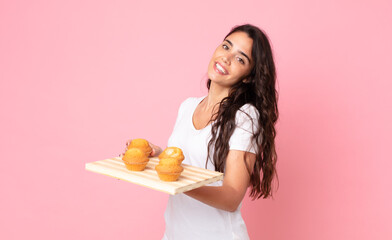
[1,0,391,239]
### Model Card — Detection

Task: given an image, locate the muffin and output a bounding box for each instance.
[128,138,152,157]
[122,147,149,171]
[158,147,184,164]
[155,157,184,181]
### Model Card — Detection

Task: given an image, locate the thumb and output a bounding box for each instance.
[150,148,155,157]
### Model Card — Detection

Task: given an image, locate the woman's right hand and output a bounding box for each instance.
[149,142,163,157]
[119,139,162,157]
[118,139,132,157]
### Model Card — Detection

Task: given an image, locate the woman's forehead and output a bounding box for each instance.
[225,32,253,58]
[224,32,253,62]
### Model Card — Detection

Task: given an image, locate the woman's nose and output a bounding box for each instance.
[221,54,231,65]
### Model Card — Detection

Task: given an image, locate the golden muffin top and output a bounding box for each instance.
[128,138,152,156]
[122,147,149,163]
[159,147,184,162]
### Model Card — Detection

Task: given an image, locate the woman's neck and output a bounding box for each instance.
[203,82,230,111]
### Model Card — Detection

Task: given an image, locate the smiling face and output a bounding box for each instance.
[207,31,254,88]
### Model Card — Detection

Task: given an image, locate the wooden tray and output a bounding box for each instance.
[85,157,224,195]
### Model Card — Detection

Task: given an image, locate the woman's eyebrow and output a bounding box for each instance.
[224,39,251,63]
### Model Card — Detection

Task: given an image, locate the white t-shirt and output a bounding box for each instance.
[162,96,259,240]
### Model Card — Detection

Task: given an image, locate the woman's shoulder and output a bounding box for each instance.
[237,103,260,119]
[179,96,205,108]
[232,103,260,134]
[174,96,205,117]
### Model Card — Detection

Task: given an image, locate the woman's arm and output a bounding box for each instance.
[184,149,256,212]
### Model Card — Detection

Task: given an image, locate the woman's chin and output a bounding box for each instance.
[207,71,222,82]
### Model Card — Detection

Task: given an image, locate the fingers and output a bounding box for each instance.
[148,142,156,157]
[121,139,161,157]
[119,139,132,158]
[150,144,163,157]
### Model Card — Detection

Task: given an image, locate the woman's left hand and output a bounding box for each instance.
[184,150,256,212]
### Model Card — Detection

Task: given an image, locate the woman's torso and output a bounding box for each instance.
[162,96,250,240]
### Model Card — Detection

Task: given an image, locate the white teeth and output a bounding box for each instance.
[216,63,226,74]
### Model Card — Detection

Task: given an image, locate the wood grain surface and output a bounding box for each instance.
[85,157,224,195]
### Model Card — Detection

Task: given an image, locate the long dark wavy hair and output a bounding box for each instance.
[206,24,278,199]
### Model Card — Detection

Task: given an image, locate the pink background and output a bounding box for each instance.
[1,0,391,239]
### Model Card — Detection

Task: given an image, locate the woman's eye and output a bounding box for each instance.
[237,57,245,64]
[222,44,229,50]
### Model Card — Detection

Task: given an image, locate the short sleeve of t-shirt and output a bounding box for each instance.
[169,98,192,135]
[170,99,188,131]
[229,104,260,154]
[167,97,196,148]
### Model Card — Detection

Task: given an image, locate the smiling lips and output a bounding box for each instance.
[214,62,228,75]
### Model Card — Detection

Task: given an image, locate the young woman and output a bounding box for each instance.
[127,24,278,239]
